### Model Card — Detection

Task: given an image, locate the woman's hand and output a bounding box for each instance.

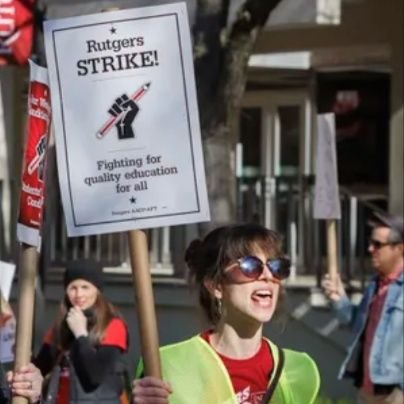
[66,306,88,338]
[132,376,172,404]
[7,363,43,403]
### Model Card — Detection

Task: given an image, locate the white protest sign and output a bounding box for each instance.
[0,260,15,301]
[313,113,341,219]
[0,261,16,363]
[0,291,16,364]
[44,3,210,236]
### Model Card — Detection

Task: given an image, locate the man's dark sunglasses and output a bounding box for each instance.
[226,256,291,281]
[368,238,396,250]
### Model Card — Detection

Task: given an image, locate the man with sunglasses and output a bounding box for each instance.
[323,212,403,404]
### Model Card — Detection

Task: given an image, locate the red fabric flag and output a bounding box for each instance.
[0,0,35,65]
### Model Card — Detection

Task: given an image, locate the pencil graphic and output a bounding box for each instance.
[96,81,151,139]
[27,153,44,175]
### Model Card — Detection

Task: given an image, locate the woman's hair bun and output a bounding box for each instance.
[184,238,203,268]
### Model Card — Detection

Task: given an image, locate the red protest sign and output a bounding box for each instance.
[0,0,35,65]
[17,61,51,247]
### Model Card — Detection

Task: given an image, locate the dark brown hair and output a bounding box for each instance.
[185,223,284,324]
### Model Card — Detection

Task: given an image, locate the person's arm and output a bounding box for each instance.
[66,308,128,391]
[322,273,355,325]
[332,294,355,325]
[33,343,57,376]
[69,337,121,391]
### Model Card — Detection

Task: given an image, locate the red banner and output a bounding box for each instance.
[0,0,35,65]
[17,61,51,247]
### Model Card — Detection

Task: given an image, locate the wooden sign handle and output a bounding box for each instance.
[12,244,38,404]
[326,219,339,280]
[128,230,162,378]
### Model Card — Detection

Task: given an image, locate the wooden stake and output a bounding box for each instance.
[12,244,38,404]
[127,230,161,378]
[326,219,338,280]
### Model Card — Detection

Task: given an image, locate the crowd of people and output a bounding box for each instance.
[1,215,402,404]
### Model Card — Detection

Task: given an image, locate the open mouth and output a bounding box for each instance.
[251,290,273,304]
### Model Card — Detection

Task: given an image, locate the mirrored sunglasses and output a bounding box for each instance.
[225,255,291,281]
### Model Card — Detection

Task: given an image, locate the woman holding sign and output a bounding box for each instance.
[132,224,320,403]
[33,259,129,404]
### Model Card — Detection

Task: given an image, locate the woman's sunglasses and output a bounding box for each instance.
[224,255,291,282]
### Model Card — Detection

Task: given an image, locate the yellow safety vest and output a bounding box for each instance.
[136,336,320,404]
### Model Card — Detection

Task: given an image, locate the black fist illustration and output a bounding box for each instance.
[108,94,139,139]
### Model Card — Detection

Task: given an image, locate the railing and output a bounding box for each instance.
[45,221,173,275]
[237,175,388,290]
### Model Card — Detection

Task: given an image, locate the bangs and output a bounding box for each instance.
[219,225,282,267]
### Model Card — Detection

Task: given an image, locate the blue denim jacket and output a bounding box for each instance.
[333,271,403,389]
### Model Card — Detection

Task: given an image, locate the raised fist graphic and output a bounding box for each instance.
[108,94,139,139]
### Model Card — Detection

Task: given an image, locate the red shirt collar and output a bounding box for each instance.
[379,267,403,286]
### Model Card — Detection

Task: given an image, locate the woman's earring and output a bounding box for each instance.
[216,298,222,317]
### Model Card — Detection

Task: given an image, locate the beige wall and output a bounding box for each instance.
[255,0,397,52]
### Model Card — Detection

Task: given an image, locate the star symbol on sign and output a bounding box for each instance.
[130,197,136,203]
[110,26,117,34]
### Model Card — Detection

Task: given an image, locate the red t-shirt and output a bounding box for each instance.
[44,317,128,404]
[201,330,273,404]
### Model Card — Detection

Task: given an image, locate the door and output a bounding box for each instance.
[239,91,313,275]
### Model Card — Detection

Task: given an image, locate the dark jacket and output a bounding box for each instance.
[43,352,125,404]
[0,364,10,404]
[35,333,127,404]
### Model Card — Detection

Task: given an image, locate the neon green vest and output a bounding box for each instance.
[136,336,320,404]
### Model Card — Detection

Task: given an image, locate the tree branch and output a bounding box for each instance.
[193,0,283,137]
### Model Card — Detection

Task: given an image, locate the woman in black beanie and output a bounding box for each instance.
[33,259,129,404]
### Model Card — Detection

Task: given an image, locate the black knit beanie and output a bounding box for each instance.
[63,259,104,291]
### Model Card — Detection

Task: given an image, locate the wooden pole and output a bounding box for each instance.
[326,219,338,280]
[127,230,161,378]
[12,244,38,404]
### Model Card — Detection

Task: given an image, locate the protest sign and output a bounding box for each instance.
[16,61,51,248]
[44,3,210,237]
[0,262,16,364]
[13,61,48,402]
[0,290,16,364]
[314,113,341,279]
[0,260,15,301]
[313,113,341,220]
